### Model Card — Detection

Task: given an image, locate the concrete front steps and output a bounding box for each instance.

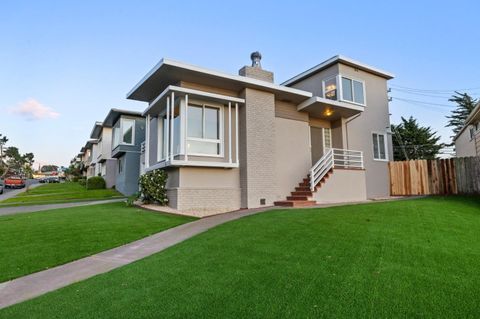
[274,170,333,207]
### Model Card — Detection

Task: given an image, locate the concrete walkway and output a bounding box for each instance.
[0,206,270,309]
[0,198,126,217]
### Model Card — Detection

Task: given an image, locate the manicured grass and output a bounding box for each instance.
[0,202,195,282]
[2,196,480,318]
[0,182,124,206]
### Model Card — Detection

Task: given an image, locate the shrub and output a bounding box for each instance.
[86,176,106,190]
[71,176,79,182]
[78,177,87,187]
[138,169,168,205]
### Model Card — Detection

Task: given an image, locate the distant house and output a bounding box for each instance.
[102,109,145,195]
[126,53,395,215]
[454,102,480,157]
[90,121,117,188]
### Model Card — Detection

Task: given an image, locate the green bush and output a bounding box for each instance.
[78,177,87,186]
[86,176,106,190]
[139,169,168,205]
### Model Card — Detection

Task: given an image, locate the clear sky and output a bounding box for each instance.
[1,0,480,168]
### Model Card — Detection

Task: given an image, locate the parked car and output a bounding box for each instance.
[4,176,26,189]
[0,180,4,194]
[39,176,60,183]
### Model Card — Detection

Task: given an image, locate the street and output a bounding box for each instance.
[0,179,39,201]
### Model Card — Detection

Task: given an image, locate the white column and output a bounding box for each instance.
[228,102,232,164]
[145,114,151,169]
[166,97,170,162]
[235,103,239,164]
[185,94,189,162]
[170,92,175,160]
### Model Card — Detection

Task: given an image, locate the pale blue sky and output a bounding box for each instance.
[1,0,480,167]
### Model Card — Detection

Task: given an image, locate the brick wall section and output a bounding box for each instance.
[176,188,241,215]
[239,88,277,208]
[239,66,274,83]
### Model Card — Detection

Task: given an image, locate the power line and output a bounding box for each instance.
[390,84,480,93]
[392,97,453,107]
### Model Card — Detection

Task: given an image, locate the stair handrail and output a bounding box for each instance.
[309,148,334,191]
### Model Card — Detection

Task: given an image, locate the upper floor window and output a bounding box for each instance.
[341,77,365,105]
[113,118,135,148]
[322,75,366,106]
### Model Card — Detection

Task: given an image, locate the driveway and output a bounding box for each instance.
[0,179,39,201]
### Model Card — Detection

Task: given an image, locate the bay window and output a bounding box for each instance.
[113,118,135,148]
[187,104,222,156]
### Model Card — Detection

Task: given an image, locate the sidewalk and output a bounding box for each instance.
[0,206,269,309]
[0,198,126,217]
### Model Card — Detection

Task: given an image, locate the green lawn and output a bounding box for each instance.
[0,202,195,282]
[2,196,480,318]
[0,182,124,206]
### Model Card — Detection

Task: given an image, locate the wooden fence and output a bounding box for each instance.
[388,157,480,196]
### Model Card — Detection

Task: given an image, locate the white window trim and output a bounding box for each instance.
[372,131,389,161]
[186,100,224,158]
[322,75,338,101]
[322,74,366,107]
[339,75,366,106]
[119,118,136,146]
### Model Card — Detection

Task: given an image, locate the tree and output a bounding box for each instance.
[3,147,35,177]
[391,116,444,160]
[0,134,8,176]
[446,91,478,140]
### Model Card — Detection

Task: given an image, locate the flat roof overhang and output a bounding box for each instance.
[90,122,104,139]
[103,108,143,127]
[297,96,364,121]
[127,59,312,104]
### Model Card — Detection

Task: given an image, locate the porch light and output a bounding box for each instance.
[324,108,334,117]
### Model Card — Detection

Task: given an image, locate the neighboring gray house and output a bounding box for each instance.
[103,109,146,195]
[454,102,480,157]
[90,121,117,188]
[127,53,394,216]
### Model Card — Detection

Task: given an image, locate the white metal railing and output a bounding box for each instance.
[309,148,363,191]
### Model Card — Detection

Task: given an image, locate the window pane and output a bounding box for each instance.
[372,134,379,159]
[187,140,220,155]
[378,134,386,159]
[122,119,134,144]
[342,77,353,101]
[324,77,337,100]
[188,105,203,138]
[324,128,332,149]
[353,80,365,104]
[173,113,181,155]
[163,117,169,157]
[205,107,219,139]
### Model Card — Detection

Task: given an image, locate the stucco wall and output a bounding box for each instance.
[274,117,312,200]
[115,152,141,196]
[455,128,477,157]
[103,158,117,189]
[313,169,367,203]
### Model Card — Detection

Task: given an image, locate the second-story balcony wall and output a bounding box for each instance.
[143,86,243,171]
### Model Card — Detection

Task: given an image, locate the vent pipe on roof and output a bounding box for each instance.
[239,51,274,83]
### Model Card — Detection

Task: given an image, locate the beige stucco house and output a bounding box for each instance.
[128,53,394,215]
[454,102,480,157]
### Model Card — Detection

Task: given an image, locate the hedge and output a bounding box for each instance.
[139,169,168,205]
[86,176,106,190]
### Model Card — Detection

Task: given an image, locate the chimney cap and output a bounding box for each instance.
[250,51,262,68]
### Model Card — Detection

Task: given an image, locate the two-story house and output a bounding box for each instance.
[127,53,394,216]
[102,109,146,195]
[454,102,480,157]
[90,121,117,188]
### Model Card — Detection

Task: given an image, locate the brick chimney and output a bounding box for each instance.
[239,51,274,83]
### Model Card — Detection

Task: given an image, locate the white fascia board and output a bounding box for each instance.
[128,58,312,101]
[297,96,364,113]
[282,55,395,86]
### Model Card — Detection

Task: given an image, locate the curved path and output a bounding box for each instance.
[0,206,270,309]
